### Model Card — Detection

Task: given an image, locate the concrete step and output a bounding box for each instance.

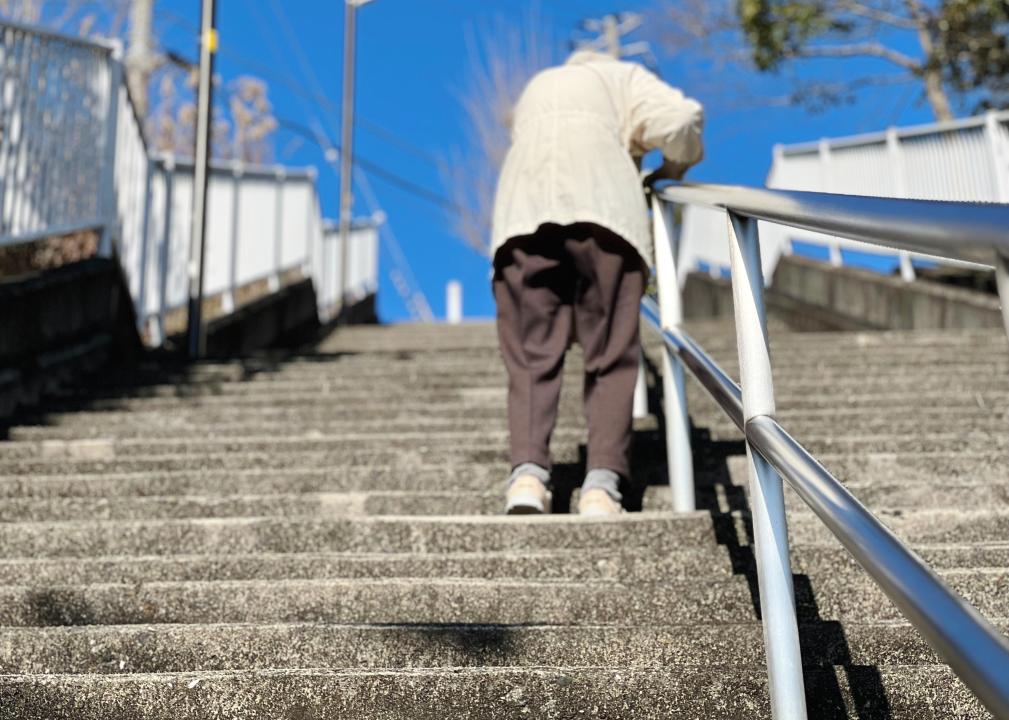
[4,619,1006,674]
[1,570,1005,628]
[4,477,1007,522]
[13,399,1004,435]
[0,487,680,522]
[3,428,1008,463]
[0,514,716,559]
[34,387,1009,418]
[0,541,1003,588]
[0,577,758,627]
[9,412,1005,445]
[103,351,1006,389]
[0,665,988,718]
[0,466,516,498]
[0,548,737,587]
[1,453,1000,504]
[47,371,1009,403]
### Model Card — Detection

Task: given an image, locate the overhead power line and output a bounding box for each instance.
[275,117,476,224]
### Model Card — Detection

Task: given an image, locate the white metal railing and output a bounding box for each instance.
[0,20,113,245]
[678,110,1009,283]
[0,19,378,345]
[646,182,1009,719]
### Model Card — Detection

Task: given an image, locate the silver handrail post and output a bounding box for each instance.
[995,252,1009,343]
[726,211,807,719]
[652,193,694,512]
[632,352,649,420]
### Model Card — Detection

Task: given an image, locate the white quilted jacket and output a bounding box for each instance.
[491,51,704,265]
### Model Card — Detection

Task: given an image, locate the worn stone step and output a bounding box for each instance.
[0,577,758,627]
[5,619,1006,674]
[800,567,1009,622]
[34,387,1009,418]
[47,371,1009,406]
[781,452,1009,486]
[0,541,1003,589]
[0,447,1003,498]
[0,498,1005,559]
[0,487,682,522]
[2,571,1004,628]
[4,477,1007,522]
[701,415,1006,443]
[3,429,1007,464]
[0,664,987,719]
[0,514,715,559]
[0,548,736,587]
[0,467,510,498]
[13,408,1007,442]
[91,356,1004,398]
[14,399,1005,435]
[783,507,1009,546]
[66,356,1009,392]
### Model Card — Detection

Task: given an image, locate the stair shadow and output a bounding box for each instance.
[4,349,320,432]
[694,439,893,718]
[643,351,894,718]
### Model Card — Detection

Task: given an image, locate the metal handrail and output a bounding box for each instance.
[658,182,1009,265]
[645,181,1009,719]
[640,297,1009,719]
[746,417,1009,718]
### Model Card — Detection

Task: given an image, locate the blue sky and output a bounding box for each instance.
[154,0,940,322]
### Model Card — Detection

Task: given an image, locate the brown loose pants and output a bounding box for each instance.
[493,223,647,480]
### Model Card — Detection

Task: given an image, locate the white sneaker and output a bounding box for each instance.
[505,475,552,515]
[578,488,623,517]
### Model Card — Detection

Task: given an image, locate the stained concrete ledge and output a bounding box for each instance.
[683,255,1004,331]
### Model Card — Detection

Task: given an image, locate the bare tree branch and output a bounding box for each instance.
[440,8,555,256]
[794,42,921,71]
[836,0,919,30]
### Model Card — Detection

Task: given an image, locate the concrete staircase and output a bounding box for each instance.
[0,320,1006,717]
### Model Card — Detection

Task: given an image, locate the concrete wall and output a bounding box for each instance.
[0,258,141,423]
[0,260,379,426]
[771,256,1003,330]
[680,256,1004,331]
[200,278,321,358]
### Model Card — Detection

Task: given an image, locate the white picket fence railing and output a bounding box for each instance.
[679,110,1009,283]
[0,18,378,345]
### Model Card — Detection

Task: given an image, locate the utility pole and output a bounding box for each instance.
[125,0,158,118]
[338,0,376,320]
[577,13,653,63]
[185,0,217,359]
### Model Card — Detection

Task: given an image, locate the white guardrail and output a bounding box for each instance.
[0,19,378,344]
[679,110,1009,283]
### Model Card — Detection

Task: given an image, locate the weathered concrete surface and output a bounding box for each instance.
[771,255,1004,330]
[0,666,989,719]
[682,256,1005,331]
[1,319,1007,717]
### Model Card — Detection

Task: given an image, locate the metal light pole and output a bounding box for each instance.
[185,0,218,359]
[338,0,375,320]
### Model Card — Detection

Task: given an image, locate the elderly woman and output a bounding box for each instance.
[492,50,704,517]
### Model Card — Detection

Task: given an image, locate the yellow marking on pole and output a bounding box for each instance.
[204,28,218,53]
